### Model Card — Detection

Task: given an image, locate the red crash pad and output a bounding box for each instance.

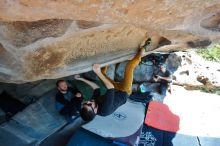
[145,101,180,133]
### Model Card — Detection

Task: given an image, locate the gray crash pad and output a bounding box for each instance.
[83,100,145,138]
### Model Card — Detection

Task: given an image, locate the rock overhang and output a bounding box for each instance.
[0,0,219,83]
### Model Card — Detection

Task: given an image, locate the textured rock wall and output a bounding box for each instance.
[0,20,147,82]
[0,0,220,83]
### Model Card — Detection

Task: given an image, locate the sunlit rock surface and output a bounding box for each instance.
[0,0,220,83]
[170,51,220,90]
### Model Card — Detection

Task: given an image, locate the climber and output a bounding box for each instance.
[79,37,150,122]
[153,64,172,95]
[55,80,83,118]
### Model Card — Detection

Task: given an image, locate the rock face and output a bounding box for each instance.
[116,60,154,82]
[170,51,220,90]
[0,0,220,83]
[116,51,220,92]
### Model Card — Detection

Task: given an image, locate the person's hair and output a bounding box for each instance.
[80,106,96,122]
[56,79,66,87]
[160,64,167,69]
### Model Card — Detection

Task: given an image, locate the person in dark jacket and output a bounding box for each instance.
[55,80,83,117]
[153,64,172,95]
[80,47,146,122]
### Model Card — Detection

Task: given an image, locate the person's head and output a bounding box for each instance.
[160,64,167,73]
[80,100,98,122]
[56,80,68,93]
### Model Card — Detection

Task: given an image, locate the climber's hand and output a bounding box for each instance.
[93,64,101,74]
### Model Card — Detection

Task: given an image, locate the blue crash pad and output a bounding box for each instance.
[67,128,125,146]
[139,124,220,146]
[139,125,199,146]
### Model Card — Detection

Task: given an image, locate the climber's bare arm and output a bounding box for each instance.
[93,64,114,89]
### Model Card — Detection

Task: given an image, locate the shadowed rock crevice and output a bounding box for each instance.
[197,76,210,86]
[156,37,172,48]
[200,12,220,32]
[187,39,212,48]
[0,43,4,53]
[0,19,73,47]
[76,20,102,29]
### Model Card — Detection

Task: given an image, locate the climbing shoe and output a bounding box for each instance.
[142,38,151,51]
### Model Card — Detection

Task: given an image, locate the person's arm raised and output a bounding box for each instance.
[74,75,100,90]
[93,64,114,89]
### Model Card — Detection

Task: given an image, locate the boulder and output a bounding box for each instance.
[170,52,220,90]
[0,0,219,83]
[83,64,116,81]
[132,83,160,93]
[115,60,154,83]
[166,53,182,73]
